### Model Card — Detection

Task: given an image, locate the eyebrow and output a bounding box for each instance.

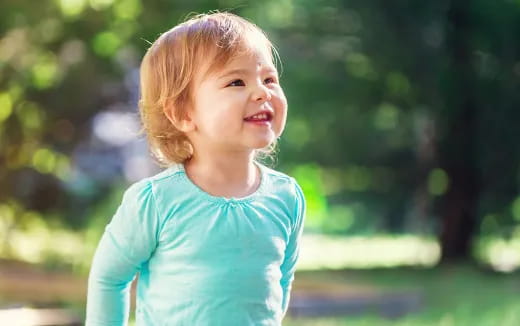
[218,67,278,80]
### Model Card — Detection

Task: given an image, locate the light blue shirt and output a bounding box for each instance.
[86,162,306,326]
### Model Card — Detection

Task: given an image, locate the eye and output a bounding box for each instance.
[227,79,245,87]
[264,77,276,84]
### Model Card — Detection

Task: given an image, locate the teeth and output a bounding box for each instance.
[248,113,269,120]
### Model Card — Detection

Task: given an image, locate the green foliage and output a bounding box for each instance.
[292,163,328,231]
[1,0,519,264]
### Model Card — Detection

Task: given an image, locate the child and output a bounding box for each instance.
[86,11,306,326]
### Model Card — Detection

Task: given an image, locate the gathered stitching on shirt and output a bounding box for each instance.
[173,165,264,204]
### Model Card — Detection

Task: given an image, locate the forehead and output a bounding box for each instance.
[196,43,276,81]
[223,46,275,71]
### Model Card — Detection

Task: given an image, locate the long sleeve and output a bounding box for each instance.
[86,180,161,326]
[279,178,306,317]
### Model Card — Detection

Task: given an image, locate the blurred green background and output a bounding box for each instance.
[1,0,519,325]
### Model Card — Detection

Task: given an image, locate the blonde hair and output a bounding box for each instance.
[138,11,280,168]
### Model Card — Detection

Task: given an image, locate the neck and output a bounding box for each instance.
[183,148,260,198]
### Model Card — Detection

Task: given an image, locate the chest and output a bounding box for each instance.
[155,202,290,267]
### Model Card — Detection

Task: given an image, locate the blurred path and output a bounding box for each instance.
[290,271,423,319]
[0,259,423,324]
[0,259,86,305]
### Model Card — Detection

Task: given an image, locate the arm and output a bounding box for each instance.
[86,180,161,326]
[280,179,306,318]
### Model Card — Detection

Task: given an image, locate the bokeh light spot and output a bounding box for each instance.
[428,168,449,195]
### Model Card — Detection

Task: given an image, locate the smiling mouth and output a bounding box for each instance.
[244,111,273,122]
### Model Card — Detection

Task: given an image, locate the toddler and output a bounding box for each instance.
[86,11,306,326]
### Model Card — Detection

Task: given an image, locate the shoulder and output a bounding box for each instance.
[126,164,183,192]
[258,163,306,223]
[119,164,184,208]
[259,163,295,188]
[260,163,303,195]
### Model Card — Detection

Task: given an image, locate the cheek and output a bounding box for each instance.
[192,90,233,130]
[271,87,287,111]
[273,92,288,134]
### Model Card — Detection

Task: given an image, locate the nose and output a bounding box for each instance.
[252,82,271,102]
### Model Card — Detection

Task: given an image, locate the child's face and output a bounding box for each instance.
[186,45,287,153]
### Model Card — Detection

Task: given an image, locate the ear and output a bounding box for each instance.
[163,100,196,133]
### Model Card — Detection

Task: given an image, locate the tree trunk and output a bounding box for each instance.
[438,0,480,263]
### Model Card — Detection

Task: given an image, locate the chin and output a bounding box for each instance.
[248,137,275,149]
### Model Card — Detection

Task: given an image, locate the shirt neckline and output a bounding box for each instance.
[172,161,266,204]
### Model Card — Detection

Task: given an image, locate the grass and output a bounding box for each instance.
[283,263,520,325]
